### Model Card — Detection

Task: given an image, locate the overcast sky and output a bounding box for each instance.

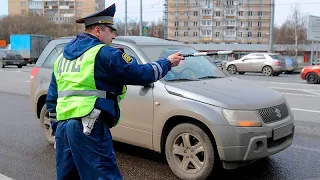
[1,0,320,27]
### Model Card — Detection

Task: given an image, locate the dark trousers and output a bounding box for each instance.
[55,117,123,180]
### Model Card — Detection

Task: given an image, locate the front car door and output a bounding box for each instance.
[110,44,154,150]
[237,54,253,72]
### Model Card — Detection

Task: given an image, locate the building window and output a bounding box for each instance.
[205,0,210,6]
[216,0,221,6]
[195,0,199,5]
[248,21,252,27]
[77,10,82,15]
[248,0,253,6]
[184,21,188,26]
[258,21,262,27]
[184,32,188,36]
[194,11,198,16]
[238,0,244,6]
[248,32,252,37]
[248,11,253,16]
[20,2,27,6]
[175,11,179,17]
[175,32,179,37]
[184,0,188,5]
[202,9,212,15]
[21,10,26,14]
[201,20,212,26]
[175,21,179,26]
[201,30,212,36]
[194,21,198,26]
[225,9,236,16]
[77,2,82,6]
[184,11,188,16]
[193,32,198,36]
[258,32,262,37]
[225,20,236,26]
[216,21,220,26]
[216,11,221,16]
[216,32,220,37]
[224,30,236,37]
[259,0,263,6]
[227,0,234,5]
[258,11,263,16]
[238,11,243,16]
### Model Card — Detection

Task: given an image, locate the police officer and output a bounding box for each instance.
[46,3,184,180]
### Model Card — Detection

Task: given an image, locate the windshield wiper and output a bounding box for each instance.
[166,78,200,81]
[198,76,223,79]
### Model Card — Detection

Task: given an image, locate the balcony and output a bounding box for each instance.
[224,36,236,41]
[200,36,212,41]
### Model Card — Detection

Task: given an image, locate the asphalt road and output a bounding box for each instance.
[0,66,320,180]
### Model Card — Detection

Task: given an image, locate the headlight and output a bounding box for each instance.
[222,109,262,127]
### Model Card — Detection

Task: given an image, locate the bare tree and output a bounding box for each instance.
[286,4,308,58]
[114,18,164,38]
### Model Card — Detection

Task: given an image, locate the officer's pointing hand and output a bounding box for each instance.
[167,52,185,67]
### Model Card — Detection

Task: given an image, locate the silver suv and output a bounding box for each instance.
[30,36,295,180]
[226,53,287,76]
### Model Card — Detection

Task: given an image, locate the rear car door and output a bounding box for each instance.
[251,54,266,71]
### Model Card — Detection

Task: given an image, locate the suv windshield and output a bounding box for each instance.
[140,45,227,81]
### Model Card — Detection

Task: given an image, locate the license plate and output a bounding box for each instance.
[273,123,293,141]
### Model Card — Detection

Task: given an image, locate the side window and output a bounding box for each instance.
[255,54,265,60]
[42,43,67,69]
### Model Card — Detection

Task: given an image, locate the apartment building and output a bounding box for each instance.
[163,0,271,44]
[8,0,105,24]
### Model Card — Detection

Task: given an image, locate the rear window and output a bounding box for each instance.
[42,43,67,69]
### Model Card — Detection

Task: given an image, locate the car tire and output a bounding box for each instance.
[227,65,237,74]
[262,66,273,76]
[17,65,22,68]
[39,104,55,145]
[306,72,319,84]
[165,123,216,180]
[238,72,245,75]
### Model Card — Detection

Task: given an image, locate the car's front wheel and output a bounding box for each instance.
[306,72,319,84]
[165,123,216,180]
[227,64,237,74]
[40,104,55,145]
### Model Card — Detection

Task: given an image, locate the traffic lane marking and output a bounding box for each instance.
[291,108,320,114]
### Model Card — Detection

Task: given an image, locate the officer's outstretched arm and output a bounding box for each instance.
[46,72,58,132]
[102,48,172,85]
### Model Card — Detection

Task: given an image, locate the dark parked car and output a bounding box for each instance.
[0,49,27,68]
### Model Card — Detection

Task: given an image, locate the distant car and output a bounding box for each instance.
[213,59,222,68]
[226,53,287,76]
[284,56,299,74]
[0,49,27,68]
[300,65,320,84]
[312,59,320,65]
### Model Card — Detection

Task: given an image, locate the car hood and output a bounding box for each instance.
[164,77,285,110]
